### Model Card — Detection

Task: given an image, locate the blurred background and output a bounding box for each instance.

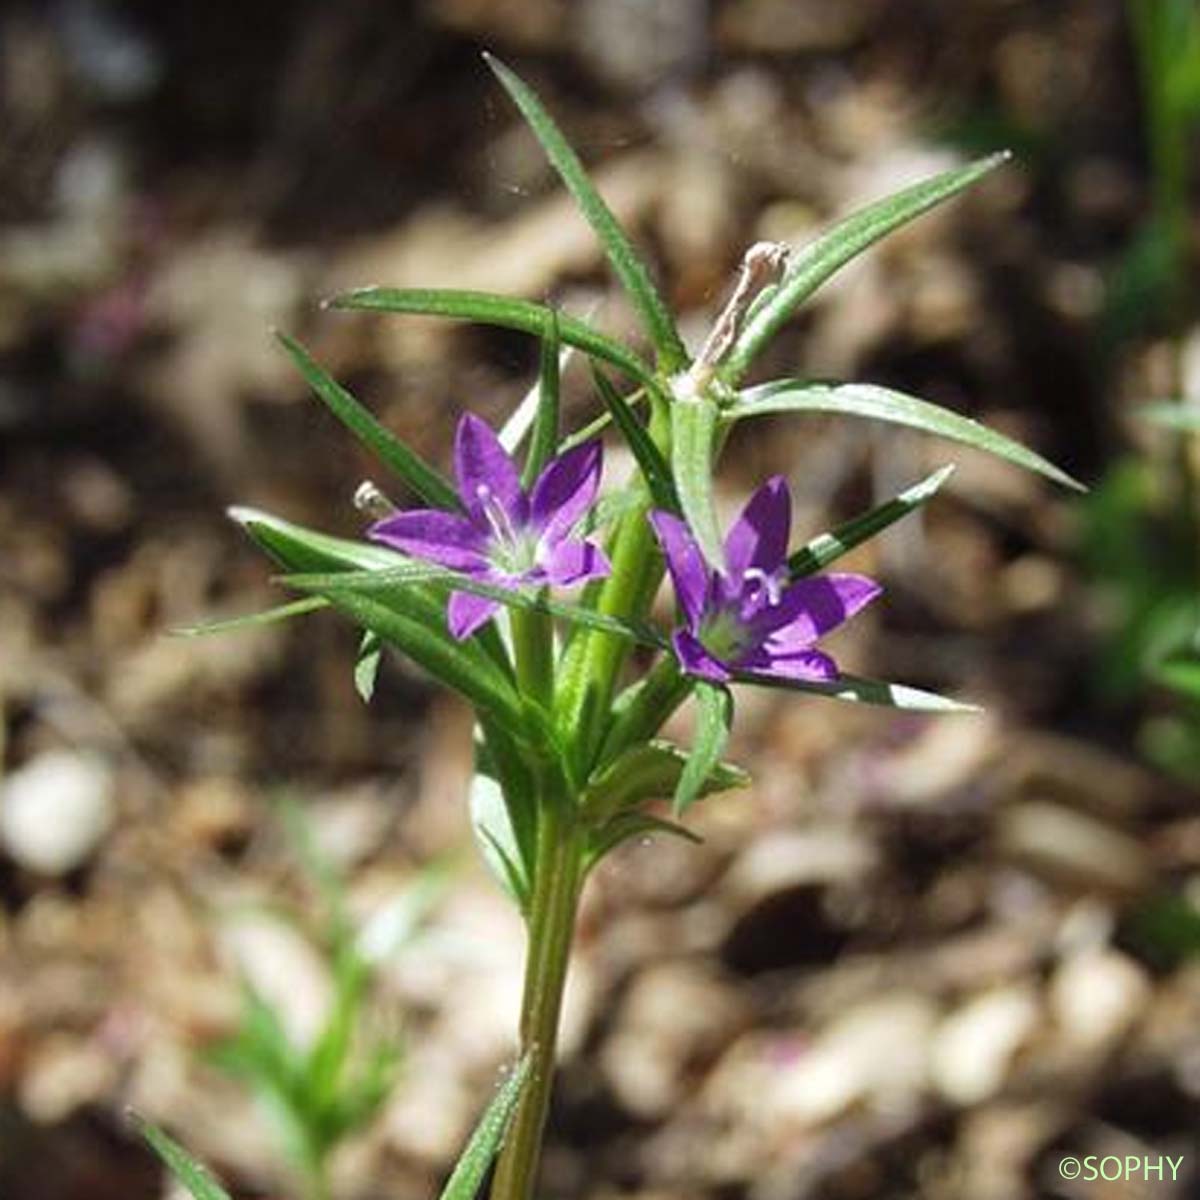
[2,1,1199,1197]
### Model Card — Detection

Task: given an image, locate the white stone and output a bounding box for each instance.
[1050,949,1149,1050]
[931,985,1039,1105]
[0,751,115,874]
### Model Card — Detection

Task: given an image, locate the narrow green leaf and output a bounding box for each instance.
[484,54,688,371]
[581,739,749,822]
[281,564,668,649]
[1156,653,1200,700]
[355,630,383,703]
[501,345,575,455]
[522,309,561,487]
[228,506,516,684]
[732,670,981,712]
[729,380,1084,491]
[470,773,531,911]
[134,1118,233,1200]
[437,1052,532,1200]
[726,153,1011,378]
[585,811,701,868]
[674,682,733,816]
[788,464,955,578]
[171,596,329,638]
[592,366,679,513]
[329,288,653,385]
[671,392,726,569]
[1141,402,1200,432]
[317,587,527,737]
[276,331,460,510]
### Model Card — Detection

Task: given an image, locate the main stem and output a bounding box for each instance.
[490,796,583,1200]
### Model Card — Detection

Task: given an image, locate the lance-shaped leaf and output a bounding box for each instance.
[1141,402,1200,432]
[585,811,701,869]
[732,670,981,713]
[521,309,562,487]
[231,509,523,727]
[172,596,329,637]
[229,506,515,678]
[438,1052,532,1200]
[725,153,1011,378]
[501,348,572,455]
[788,464,955,578]
[355,630,383,703]
[329,288,654,386]
[671,391,725,569]
[581,739,749,823]
[134,1118,233,1200]
[729,381,1084,491]
[282,564,669,649]
[675,681,733,816]
[319,586,528,736]
[484,54,688,372]
[276,331,461,509]
[470,772,532,911]
[592,365,679,513]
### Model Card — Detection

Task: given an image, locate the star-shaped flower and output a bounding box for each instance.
[369,413,611,639]
[650,477,880,684]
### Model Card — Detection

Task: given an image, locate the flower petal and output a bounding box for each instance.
[738,647,839,682]
[724,475,791,579]
[368,510,489,570]
[530,439,603,545]
[447,590,502,640]
[455,413,527,528]
[673,628,731,683]
[649,511,711,628]
[758,573,882,646]
[543,538,612,588]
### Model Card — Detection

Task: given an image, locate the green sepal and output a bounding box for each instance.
[728,380,1084,492]
[788,464,955,578]
[276,330,461,510]
[484,54,688,371]
[580,739,749,824]
[725,153,1011,378]
[329,287,654,386]
[674,681,733,816]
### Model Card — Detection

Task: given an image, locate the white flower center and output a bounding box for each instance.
[476,484,538,575]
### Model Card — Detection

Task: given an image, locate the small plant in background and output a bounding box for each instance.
[1083,0,1200,780]
[143,55,1079,1200]
[139,803,442,1200]
[206,802,418,1200]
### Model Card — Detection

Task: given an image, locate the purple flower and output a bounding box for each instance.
[369,413,611,639]
[649,477,880,684]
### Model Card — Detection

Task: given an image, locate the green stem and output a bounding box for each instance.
[557,397,672,767]
[510,604,555,706]
[489,799,583,1200]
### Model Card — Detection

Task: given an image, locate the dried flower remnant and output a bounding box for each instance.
[369,413,610,639]
[650,477,880,684]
